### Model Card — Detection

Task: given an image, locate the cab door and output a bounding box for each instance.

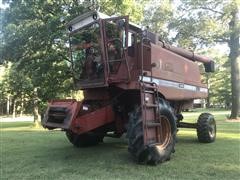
[102,17,130,83]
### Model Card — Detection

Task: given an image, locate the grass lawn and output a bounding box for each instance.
[1,110,240,180]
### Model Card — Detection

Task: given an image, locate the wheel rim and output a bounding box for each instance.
[156,115,171,149]
[208,119,216,138]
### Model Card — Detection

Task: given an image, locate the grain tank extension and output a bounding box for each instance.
[42,11,216,165]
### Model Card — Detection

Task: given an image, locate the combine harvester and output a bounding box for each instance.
[42,11,216,165]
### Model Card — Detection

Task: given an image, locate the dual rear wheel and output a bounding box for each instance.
[197,113,216,143]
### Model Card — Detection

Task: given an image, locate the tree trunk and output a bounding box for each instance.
[12,99,16,119]
[229,7,240,119]
[33,103,41,124]
[33,88,41,125]
[6,95,10,115]
[20,94,24,117]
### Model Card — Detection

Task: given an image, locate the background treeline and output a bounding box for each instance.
[0,0,239,121]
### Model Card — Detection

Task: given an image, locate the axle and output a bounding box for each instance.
[177,122,197,129]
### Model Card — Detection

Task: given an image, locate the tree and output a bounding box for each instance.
[228,4,240,118]
[171,0,239,118]
[206,50,231,108]
[141,0,174,42]
[99,0,144,23]
[0,0,79,123]
[3,63,33,118]
[0,0,145,124]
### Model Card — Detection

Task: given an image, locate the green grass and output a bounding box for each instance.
[1,110,240,180]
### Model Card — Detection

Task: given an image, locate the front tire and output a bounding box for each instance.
[66,130,104,147]
[197,113,216,143]
[127,99,177,165]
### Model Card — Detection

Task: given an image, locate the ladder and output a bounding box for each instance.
[140,81,162,146]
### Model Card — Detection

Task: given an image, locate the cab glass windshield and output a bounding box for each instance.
[70,22,104,86]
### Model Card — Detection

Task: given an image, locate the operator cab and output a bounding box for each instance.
[69,21,103,86]
[68,11,130,89]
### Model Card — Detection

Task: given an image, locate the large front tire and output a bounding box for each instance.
[66,130,104,147]
[127,99,177,165]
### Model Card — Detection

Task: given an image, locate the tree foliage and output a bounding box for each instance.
[0,0,146,120]
[99,0,144,22]
[171,0,239,118]
[142,0,174,42]
[0,0,238,119]
[0,0,87,120]
[206,50,231,108]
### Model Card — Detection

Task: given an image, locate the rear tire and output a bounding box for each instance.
[66,130,104,147]
[197,113,216,143]
[127,98,177,165]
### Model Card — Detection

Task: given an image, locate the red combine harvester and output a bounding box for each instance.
[42,11,216,165]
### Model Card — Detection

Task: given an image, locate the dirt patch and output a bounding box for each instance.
[226,118,240,122]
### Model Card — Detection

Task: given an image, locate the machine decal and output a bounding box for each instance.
[140,76,208,93]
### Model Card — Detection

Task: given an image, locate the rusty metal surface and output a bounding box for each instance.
[42,98,115,135]
[43,11,214,139]
[71,104,115,134]
[140,82,159,145]
[67,11,211,100]
[158,42,213,64]
[67,12,210,100]
[135,43,208,100]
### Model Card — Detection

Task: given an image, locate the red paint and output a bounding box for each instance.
[71,104,115,134]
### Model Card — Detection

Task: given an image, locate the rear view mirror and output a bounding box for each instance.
[204,61,215,72]
[117,19,125,29]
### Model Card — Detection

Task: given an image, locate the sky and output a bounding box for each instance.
[0,0,9,9]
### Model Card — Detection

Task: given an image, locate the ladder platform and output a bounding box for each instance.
[146,122,161,127]
[143,84,158,89]
[144,90,155,94]
[144,103,158,108]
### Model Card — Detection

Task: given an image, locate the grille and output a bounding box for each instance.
[47,107,68,124]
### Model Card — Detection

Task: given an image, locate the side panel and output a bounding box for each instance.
[151,43,203,87]
[141,76,208,100]
[71,104,115,134]
[42,99,115,135]
[140,43,208,100]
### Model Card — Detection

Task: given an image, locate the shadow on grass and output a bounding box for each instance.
[46,136,133,163]
[2,128,240,180]
[1,129,135,166]
[1,120,239,168]
[176,137,199,144]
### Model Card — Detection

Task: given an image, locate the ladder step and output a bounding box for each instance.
[147,142,163,147]
[146,122,161,127]
[143,84,157,89]
[144,90,155,94]
[144,103,158,108]
[108,58,123,63]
